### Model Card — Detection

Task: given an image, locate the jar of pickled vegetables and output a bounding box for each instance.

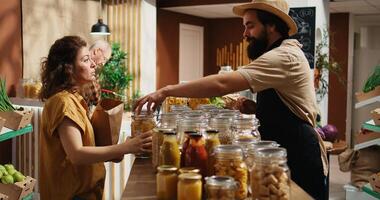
[205,176,237,200]
[250,147,290,200]
[177,173,202,200]
[214,145,248,200]
[160,131,181,168]
[156,165,178,200]
[131,111,157,158]
[177,118,207,146]
[205,129,220,176]
[184,132,208,177]
[209,117,233,144]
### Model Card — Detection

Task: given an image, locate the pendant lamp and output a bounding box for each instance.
[91,0,110,35]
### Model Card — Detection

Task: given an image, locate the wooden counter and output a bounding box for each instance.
[122,157,313,200]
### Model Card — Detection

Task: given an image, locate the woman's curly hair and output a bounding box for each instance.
[39,36,87,101]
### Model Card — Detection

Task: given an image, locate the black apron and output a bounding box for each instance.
[255,39,327,200]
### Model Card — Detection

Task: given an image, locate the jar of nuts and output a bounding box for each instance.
[209,117,233,144]
[205,176,237,200]
[250,147,290,200]
[214,145,248,200]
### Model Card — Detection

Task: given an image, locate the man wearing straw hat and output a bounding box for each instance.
[134,0,327,199]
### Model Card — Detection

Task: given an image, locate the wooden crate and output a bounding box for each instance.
[0,193,9,200]
[0,176,36,200]
[0,110,33,130]
[371,108,380,126]
[355,86,380,102]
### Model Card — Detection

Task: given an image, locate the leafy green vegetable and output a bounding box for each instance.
[0,78,15,112]
[209,97,225,108]
[98,43,133,100]
[363,66,380,93]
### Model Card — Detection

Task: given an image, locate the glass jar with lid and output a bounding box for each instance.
[156,165,178,200]
[179,167,200,174]
[178,173,202,200]
[232,117,261,141]
[218,65,233,74]
[250,147,290,200]
[131,111,157,158]
[153,113,180,168]
[160,131,181,168]
[205,129,220,176]
[183,132,208,177]
[245,140,279,169]
[232,137,260,158]
[177,118,208,146]
[214,145,248,200]
[205,176,237,200]
[209,117,233,144]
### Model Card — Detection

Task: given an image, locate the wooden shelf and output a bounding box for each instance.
[0,124,33,142]
[355,95,380,109]
[354,138,380,151]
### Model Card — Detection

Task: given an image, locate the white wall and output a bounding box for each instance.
[289,0,330,126]
[140,0,157,95]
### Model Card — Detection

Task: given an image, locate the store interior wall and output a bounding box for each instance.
[351,15,380,140]
[22,0,100,81]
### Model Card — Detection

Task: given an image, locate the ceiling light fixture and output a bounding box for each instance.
[91,0,110,35]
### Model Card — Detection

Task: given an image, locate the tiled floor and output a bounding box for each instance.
[329,155,351,200]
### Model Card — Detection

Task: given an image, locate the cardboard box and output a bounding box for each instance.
[355,86,380,102]
[0,110,33,130]
[0,176,36,200]
[371,108,380,126]
[0,193,9,200]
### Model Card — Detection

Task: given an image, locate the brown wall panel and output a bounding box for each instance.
[329,13,349,141]
[157,9,209,89]
[0,0,22,163]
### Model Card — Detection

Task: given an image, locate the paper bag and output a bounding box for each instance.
[91,98,124,146]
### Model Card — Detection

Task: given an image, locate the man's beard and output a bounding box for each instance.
[246,29,269,60]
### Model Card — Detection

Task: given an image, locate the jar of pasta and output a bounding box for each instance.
[131,111,157,158]
[232,117,260,141]
[209,117,233,144]
[205,176,237,200]
[160,131,181,168]
[178,173,202,200]
[156,165,178,200]
[214,145,248,200]
[250,147,290,200]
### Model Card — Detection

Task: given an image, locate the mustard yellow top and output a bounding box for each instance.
[39,90,105,200]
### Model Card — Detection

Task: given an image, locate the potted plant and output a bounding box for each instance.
[98,43,133,109]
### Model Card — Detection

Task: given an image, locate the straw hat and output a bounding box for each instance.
[233,0,298,36]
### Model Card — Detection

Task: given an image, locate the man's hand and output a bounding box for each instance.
[235,97,256,114]
[133,87,169,114]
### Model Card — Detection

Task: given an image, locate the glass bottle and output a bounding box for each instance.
[178,173,202,200]
[184,132,208,177]
[152,113,179,168]
[209,117,233,144]
[231,117,261,141]
[214,145,248,200]
[205,176,237,200]
[205,129,220,176]
[250,147,290,200]
[156,165,178,200]
[160,131,181,168]
[131,111,157,158]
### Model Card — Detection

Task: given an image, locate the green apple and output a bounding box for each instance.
[1,174,14,184]
[4,164,14,171]
[13,172,25,182]
[6,168,16,175]
[0,165,5,171]
[0,170,3,179]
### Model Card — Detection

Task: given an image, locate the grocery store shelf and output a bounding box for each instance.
[0,124,33,142]
[362,120,380,133]
[355,95,380,109]
[354,138,380,151]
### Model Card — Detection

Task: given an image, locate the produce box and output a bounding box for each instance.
[371,108,380,126]
[0,176,36,200]
[0,110,33,130]
[355,86,380,102]
[0,193,9,200]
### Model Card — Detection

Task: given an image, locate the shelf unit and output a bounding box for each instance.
[355,95,380,109]
[0,124,33,142]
